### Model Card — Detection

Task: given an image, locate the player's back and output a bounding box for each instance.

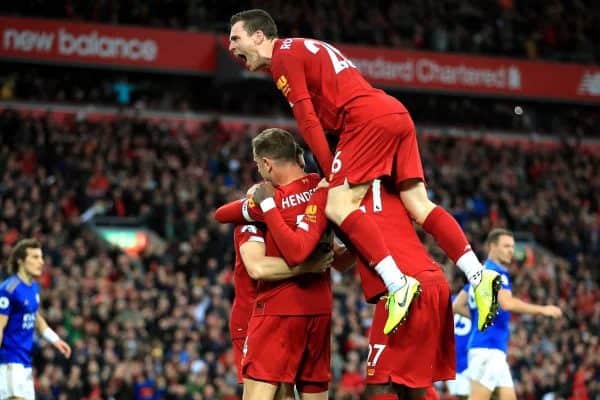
[230,225,261,339]
[0,275,39,366]
[271,38,407,133]
[356,179,440,302]
[255,173,332,316]
[466,259,511,352]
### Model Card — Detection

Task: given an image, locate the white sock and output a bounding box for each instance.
[374,256,407,293]
[457,251,483,287]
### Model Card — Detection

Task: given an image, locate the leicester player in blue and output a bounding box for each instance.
[0,239,71,400]
[453,229,561,400]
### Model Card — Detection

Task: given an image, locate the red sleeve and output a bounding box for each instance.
[261,189,329,265]
[271,50,311,106]
[292,99,333,176]
[214,199,264,224]
[271,49,332,175]
[235,224,266,245]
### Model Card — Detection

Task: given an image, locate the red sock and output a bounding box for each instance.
[367,394,398,400]
[339,209,391,266]
[422,206,471,263]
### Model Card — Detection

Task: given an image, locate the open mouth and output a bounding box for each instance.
[237,54,247,62]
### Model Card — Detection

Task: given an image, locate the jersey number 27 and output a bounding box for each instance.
[304,39,356,74]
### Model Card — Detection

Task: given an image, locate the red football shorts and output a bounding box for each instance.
[231,337,246,384]
[366,270,455,387]
[242,314,331,388]
[329,113,424,187]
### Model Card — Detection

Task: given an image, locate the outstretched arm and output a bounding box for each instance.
[36,313,71,358]
[498,290,562,317]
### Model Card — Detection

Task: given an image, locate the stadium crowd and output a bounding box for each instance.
[0,108,598,399]
[1,0,598,63]
[1,64,599,139]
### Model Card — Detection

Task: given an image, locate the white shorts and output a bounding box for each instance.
[464,348,513,391]
[0,363,35,400]
[446,371,470,396]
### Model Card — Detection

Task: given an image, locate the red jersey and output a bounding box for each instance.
[250,173,332,316]
[259,179,439,303]
[230,224,264,339]
[271,38,407,132]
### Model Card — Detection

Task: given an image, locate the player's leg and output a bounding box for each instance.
[274,383,295,400]
[298,384,329,400]
[295,315,331,400]
[469,380,493,400]
[242,316,304,400]
[326,181,420,334]
[495,386,517,400]
[364,383,399,400]
[0,363,34,400]
[395,143,500,331]
[243,378,279,400]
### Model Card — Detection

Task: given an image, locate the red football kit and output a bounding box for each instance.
[230,224,264,383]
[221,179,455,388]
[239,173,332,389]
[270,38,423,186]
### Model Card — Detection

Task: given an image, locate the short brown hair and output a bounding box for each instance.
[485,228,514,246]
[7,238,41,274]
[230,9,278,39]
[252,128,299,162]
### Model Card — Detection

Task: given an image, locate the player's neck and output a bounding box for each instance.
[258,39,276,64]
[272,165,306,186]
[17,270,34,285]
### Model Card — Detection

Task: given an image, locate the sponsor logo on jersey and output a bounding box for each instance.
[0,296,9,309]
[305,204,318,222]
[276,75,291,97]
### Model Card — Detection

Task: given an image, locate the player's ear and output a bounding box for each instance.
[253,29,265,44]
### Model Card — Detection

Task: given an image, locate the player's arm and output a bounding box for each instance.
[35,313,72,358]
[498,289,562,317]
[254,187,329,265]
[214,198,264,224]
[271,53,332,175]
[240,241,331,281]
[0,314,7,347]
[292,100,333,176]
[453,290,470,318]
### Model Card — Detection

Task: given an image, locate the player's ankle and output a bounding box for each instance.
[375,256,407,293]
[457,251,483,287]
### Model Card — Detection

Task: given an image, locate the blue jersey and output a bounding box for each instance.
[452,294,472,373]
[0,275,40,366]
[464,259,512,353]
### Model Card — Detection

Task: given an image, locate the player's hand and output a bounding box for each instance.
[252,182,275,204]
[246,183,261,198]
[298,245,334,274]
[542,305,562,318]
[54,339,72,358]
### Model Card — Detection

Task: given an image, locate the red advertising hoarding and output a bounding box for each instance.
[0,16,216,73]
[337,44,600,103]
[1,16,598,103]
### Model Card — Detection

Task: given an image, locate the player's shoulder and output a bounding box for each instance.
[0,275,21,294]
[276,37,307,51]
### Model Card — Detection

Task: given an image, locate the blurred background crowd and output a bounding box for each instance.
[0,109,598,399]
[1,0,599,63]
[0,0,599,399]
